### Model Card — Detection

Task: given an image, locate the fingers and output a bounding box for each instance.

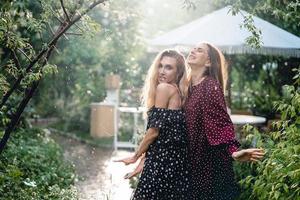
[249,149,265,162]
[113,159,123,162]
[124,172,133,179]
[247,149,265,156]
[124,160,144,179]
[252,155,264,160]
[251,151,264,156]
[113,159,130,165]
[253,154,264,159]
[255,151,265,155]
[126,171,138,179]
[251,148,265,153]
[113,156,138,165]
[124,170,140,179]
[251,150,265,158]
[250,158,259,162]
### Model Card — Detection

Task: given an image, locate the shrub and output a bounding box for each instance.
[234,68,300,200]
[0,128,78,199]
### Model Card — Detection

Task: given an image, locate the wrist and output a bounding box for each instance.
[133,152,139,160]
[231,152,238,160]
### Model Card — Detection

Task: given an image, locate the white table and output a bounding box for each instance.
[116,107,147,150]
[230,114,266,125]
[230,114,266,143]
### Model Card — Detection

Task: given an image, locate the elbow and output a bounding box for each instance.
[147,128,159,141]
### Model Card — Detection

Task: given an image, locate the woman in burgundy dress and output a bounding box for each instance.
[185,42,264,200]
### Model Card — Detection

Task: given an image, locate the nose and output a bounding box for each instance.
[188,49,195,56]
[190,47,197,54]
[159,66,165,74]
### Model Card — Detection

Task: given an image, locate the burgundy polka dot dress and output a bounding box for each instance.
[184,76,240,200]
[131,107,191,200]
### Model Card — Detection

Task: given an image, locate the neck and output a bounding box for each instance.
[190,66,207,85]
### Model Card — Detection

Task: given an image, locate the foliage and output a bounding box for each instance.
[49,126,113,148]
[234,68,300,199]
[0,0,107,152]
[246,66,280,119]
[0,128,78,199]
[226,0,300,37]
[229,54,297,117]
[183,0,300,48]
[29,0,145,133]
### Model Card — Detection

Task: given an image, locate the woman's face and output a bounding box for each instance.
[187,43,210,67]
[158,56,178,84]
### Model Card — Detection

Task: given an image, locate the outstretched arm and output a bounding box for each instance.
[124,154,146,179]
[115,83,172,165]
[232,148,264,162]
[130,127,159,162]
[114,126,159,165]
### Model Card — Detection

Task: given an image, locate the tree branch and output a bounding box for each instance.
[48,22,56,36]
[65,32,83,36]
[69,0,85,19]
[0,0,107,111]
[60,0,71,22]
[0,45,55,154]
[11,49,21,69]
[73,22,85,33]
[53,45,60,54]
[0,1,108,154]
[17,48,32,62]
[49,6,64,24]
[72,0,106,23]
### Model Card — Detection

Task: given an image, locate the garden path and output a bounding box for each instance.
[52,134,135,200]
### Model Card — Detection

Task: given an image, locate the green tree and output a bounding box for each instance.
[235,68,300,199]
[31,0,145,133]
[0,0,107,153]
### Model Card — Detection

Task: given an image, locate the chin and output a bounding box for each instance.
[188,61,196,66]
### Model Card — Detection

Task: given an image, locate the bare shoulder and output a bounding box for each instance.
[156,83,177,95]
[154,83,177,108]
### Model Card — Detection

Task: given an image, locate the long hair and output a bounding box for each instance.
[141,49,188,109]
[187,42,228,94]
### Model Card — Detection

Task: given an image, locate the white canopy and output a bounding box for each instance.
[149,6,300,57]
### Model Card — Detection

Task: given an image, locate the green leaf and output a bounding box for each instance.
[23,179,37,187]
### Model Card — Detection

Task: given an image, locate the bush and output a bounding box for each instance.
[0,128,78,199]
[234,68,300,199]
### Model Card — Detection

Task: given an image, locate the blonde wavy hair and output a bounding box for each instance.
[141,49,188,109]
[187,42,228,94]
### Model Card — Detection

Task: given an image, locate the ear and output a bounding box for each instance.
[205,56,211,67]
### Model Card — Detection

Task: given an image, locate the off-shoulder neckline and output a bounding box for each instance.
[148,106,183,112]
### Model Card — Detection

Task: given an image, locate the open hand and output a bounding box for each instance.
[114,155,138,165]
[124,157,145,179]
[232,148,265,162]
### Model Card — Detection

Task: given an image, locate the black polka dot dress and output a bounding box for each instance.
[184,76,240,200]
[131,107,191,200]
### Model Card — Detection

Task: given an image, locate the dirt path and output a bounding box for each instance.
[51,134,135,200]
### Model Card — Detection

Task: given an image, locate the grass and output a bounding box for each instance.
[48,128,114,149]
[32,120,114,149]
[31,118,139,148]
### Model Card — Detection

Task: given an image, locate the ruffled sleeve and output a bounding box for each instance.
[147,107,169,130]
[202,78,240,151]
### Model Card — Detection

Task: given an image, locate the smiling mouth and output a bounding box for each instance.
[159,77,166,82]
[188,54,196,59]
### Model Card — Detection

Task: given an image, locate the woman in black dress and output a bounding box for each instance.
[116,49,191,199]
